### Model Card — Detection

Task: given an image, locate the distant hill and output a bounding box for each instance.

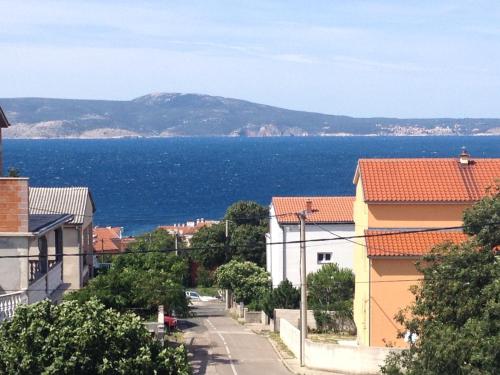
[1,93,499,138]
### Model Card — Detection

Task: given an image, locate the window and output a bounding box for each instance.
[55,228,63,263]
[317,252,332,264]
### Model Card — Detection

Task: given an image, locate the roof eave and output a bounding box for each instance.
[30,214,74,236]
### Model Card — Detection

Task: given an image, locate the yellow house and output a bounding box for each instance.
[352,152,500,347]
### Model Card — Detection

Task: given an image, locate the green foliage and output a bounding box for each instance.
[0,299,191,374]
[191,201,269,268]
[224,201,269,226]
[7,167,20,177]
[381,192,500,375]
[463,184,500,249]
[196,266,214,287]
[307,263,355,333]
[66,229,190,317]
[190,223,227,269]
[262,280,300,318]
[215,260,270,305]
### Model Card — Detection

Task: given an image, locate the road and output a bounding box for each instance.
[180,300,290,375]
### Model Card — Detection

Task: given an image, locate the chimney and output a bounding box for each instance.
[459,147,471,165]
[305,200,313,214]
[0,177,29,233]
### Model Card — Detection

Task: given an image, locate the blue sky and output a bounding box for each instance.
[1,0,500,117]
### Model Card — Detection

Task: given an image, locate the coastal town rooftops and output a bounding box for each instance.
[93,226,122,253]
[29,187,96,225]
[29,214,74,235]
[365,230,468,257]
[354,156,500,203]
[272,196,354,224]
[0,107,10,128]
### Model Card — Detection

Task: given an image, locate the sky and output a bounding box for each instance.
[1,0,500,117]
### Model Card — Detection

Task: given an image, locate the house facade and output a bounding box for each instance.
[352,153,500,347]
[159,218,219,246]
[0,178,73,321]
[267,197,355,288]
[29,187,96,290]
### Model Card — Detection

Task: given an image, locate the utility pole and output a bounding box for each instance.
[297,200,313,367]
[174,233,178,255]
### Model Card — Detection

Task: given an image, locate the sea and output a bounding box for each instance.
[3,136,500,235]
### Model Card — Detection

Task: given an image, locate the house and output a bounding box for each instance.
[29,187,96,290]
[0,178,73,321]
[93,226,135,253]
[0,106,10,176]
[159,218,218,246]
[266,197,355,288]
[352,151,500,347]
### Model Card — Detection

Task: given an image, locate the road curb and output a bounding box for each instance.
[266,335,297,374]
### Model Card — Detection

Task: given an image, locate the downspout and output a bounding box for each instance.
[282,226,287,283]
[368,257,371,346]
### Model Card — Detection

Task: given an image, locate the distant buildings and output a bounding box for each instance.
[266,197,355,288]
[0,106,10,176]
[352,151,500,347]
[93,226,135,254]
[159,218,218,246]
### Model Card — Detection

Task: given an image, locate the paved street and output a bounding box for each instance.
[180,301,290,375]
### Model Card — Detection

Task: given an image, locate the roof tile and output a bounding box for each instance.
[272,196,354,224]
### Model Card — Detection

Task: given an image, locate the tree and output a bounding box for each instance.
[307,263,355,333]
[215,260,270,305]
[229,224,267,265]
[224,201,269,226]
[0,299,190,374]
[262,279,300,318]
[381,189,500,375]
[191,201,269,269]
[7,167,20,177]
[66,229,190,317]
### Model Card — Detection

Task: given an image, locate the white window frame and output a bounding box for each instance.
[317,252,332,264]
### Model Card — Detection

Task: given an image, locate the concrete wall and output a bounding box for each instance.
[243,309,261,323]
[267,204,355,288]
[274,308,317,332]
[280,318,399,374]
[0,236,28,292]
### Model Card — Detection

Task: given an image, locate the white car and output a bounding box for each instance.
[185,291,201,300]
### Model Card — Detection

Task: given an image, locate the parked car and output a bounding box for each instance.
[164,315,177,331]
[185,290,201,300]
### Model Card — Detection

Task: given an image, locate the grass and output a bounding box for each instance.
[268,332,295,358]
[193,286,220,297]
[308,332,356,344]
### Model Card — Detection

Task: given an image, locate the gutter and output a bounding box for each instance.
[31,214,74,236]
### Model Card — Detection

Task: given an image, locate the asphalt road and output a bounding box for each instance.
[180,301,290,375]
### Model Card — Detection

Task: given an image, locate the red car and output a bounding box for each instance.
[164,315,177,331]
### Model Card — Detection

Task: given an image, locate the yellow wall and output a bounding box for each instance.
[370,258,422,347]
[353,179,370,346]
[368,203,471,228]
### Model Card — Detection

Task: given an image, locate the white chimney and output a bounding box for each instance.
[459,147,471,165]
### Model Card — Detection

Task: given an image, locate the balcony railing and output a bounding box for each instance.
[28,259,60,283]
[0,292,25,322]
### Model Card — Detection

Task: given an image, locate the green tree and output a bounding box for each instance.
[190,223,227,269]
[262,279,300,318]
[229,224,267,265]
[307,263,355,333]
[215,260,270,305]
[381,189,500,375]
[0,299,190,374]
[7,167,20,177]
[224,201,269,226]
[67,229,190,317]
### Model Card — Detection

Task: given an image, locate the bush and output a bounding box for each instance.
[262,279,300,318]
[0,299,191,374]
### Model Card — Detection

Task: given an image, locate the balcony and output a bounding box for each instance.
[0,291,26,322]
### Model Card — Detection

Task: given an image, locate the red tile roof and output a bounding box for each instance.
[272,196,354,224]
[159,221,217,236]
[355,158,500,203]
[93,227,122,253]
[365,230,468,257]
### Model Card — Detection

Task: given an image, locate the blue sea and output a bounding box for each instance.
[4,137,500,235]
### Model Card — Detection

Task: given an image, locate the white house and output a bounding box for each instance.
[266,197,355,288]
[0,177,73,321]
[29,187,96,290]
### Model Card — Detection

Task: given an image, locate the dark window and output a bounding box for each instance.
[38,236,48,274]
[55,228,63,263]
[317,252,332,264]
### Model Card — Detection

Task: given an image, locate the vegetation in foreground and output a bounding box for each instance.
[0,299,190,374]
[381,186,500,375]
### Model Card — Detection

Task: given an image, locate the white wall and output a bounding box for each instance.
[267,204,355,287]
[279,318,399,375]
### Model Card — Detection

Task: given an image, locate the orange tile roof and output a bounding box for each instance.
[356,158,500,202]
[365,230,468,257]
[272,196,354,224]
[93,227,122,253]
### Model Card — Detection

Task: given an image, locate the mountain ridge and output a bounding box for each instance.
[1,93,500,138]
